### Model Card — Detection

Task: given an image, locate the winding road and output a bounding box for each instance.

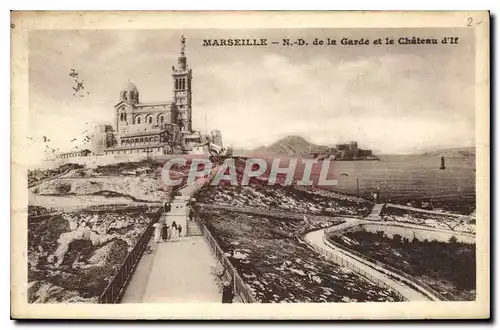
[304,223,439,301]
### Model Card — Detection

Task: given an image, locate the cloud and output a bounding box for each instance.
[193,51,474,152]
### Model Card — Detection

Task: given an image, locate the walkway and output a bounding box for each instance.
[304,226,439,301]
[121,174,221,303]
[365,203,384,221]
[121,235,220,303]
[386,203,469,218]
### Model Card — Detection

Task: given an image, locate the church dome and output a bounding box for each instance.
[120,81,139,104]
[122,81,138,93]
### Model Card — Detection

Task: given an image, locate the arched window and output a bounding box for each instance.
[137,117,141,124]
[135,138,139,143]
[140,137,144,143]
[124,113,127,121]
[148,117,152,124]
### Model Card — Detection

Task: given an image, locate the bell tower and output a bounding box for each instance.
[172,35,193,132]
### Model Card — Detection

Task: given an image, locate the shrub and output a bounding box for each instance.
[392,234,403,245]
[54,181,72,194]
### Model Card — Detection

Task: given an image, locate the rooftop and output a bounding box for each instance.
[136,102,173,108]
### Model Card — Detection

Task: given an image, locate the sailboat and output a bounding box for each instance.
[439,156,446,170]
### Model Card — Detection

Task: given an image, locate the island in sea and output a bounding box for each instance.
[233,136,379,161]
[311,141,379,161]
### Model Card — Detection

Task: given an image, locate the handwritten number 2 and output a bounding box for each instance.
[466,17,482,27]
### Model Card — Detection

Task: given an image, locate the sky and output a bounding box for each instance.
[28,28,475,161]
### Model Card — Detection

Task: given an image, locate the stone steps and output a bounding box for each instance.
[187,220,203,236]
[365,203,385,221]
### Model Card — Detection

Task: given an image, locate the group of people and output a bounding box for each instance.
[153,221,182,243]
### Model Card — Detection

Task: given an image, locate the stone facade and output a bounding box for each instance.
[92,36,202,156]
[56,149,92,159]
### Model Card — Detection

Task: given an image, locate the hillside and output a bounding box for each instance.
[234,135,328,157]
[421,147,475,158]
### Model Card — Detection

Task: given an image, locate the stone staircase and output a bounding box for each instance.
[365,203,385,221]
[187,219,203,236]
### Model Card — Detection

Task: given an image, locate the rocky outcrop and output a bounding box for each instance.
[28,210,152,303]
[197,184,372,217]
[36,176,166,202]
[47,224,116,267]
[28,280,98,303]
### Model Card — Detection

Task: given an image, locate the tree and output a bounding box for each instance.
[449,236,458,245]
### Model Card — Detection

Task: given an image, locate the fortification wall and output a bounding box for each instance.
[35,154,190,170]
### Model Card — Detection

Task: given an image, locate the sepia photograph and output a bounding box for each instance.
[10,11,490,319]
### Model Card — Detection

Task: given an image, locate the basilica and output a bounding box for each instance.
[90,36,222,157]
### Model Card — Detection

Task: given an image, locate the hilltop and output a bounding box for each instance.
[234,135,328,157]
[421,147,475,158]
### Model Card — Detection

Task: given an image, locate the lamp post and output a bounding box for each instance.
[356,178,360,198]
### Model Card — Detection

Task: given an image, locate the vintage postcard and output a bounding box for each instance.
[11,11,490,319]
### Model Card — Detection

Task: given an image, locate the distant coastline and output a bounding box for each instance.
[420,147,475,158]
[233,136,474,160]
[234,135,379,160]
[312,154,380,161]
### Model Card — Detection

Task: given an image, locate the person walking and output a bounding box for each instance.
[177,224,182,238]
[161,222,169,242]
[171,221,178,241]
[153,222,162,243]
[167,224,173,241]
